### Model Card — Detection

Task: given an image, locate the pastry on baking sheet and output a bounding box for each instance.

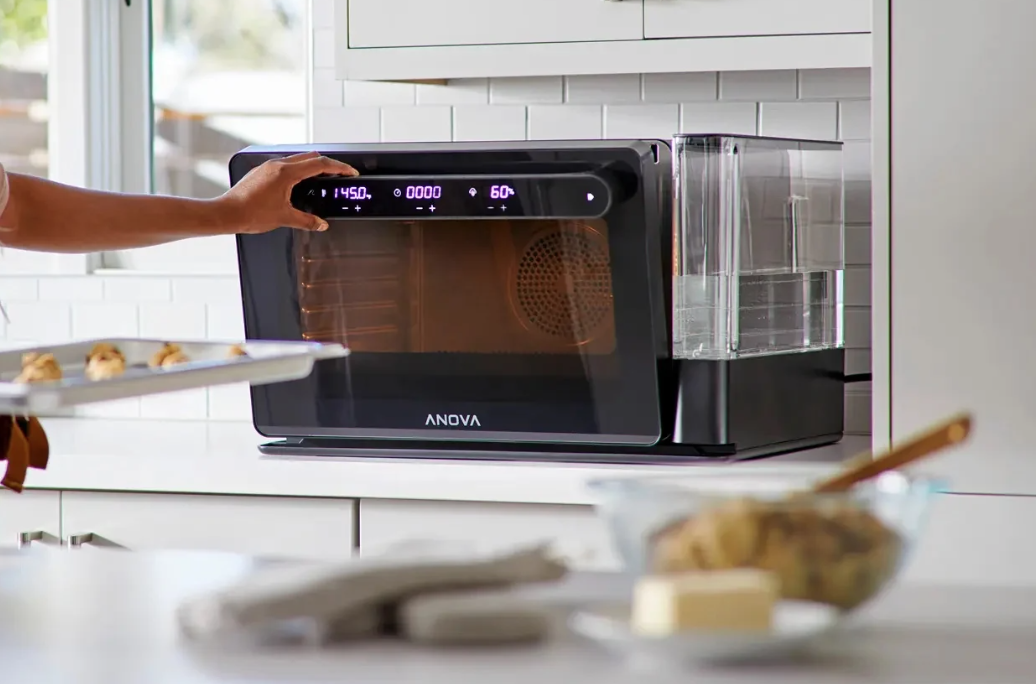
[149,342,189,368]
[83,343,127,381]
[14,353,62,384]
[87,342,121,359]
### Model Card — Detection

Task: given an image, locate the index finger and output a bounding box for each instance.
[286,155,359,179]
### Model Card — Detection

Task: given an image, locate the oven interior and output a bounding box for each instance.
[294,218,617,357]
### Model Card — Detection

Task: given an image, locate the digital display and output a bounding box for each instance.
[291,174,612,220]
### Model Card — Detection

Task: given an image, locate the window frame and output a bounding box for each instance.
[49,0,314,275]
[23,0,150,275]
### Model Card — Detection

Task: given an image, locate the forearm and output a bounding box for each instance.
[0,172,240,253]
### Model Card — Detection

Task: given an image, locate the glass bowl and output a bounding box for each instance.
[588,470,945,612]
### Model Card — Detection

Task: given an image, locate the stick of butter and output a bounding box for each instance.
[631,569,778,637]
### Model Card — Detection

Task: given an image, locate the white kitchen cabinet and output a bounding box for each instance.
[334,0,870,81]
[873,0,1036,496]
[0,490,61,549]
[358,499,620,571]
[60,492,355,560]
[346,0,643,48]
[643,0,871,39]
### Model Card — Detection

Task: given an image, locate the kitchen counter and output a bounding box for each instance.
[23,418,867,503]
[2,549,1035,684]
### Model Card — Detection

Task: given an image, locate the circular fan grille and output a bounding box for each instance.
[512,227,613,344]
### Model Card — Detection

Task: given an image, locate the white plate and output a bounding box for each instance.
[570,600,840,666]
[0,338,347,413]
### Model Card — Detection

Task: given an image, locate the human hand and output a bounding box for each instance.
[218,152,358,233]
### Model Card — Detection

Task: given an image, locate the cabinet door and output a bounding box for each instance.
[644,0,870,39]
[61,492,355,560]
[0,490,61,550]
[359,500,620,571]
[346,0,644,49]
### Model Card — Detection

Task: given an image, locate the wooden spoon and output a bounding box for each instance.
[810,412,972,494]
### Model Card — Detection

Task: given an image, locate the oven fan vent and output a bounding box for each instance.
[511,227,613,344]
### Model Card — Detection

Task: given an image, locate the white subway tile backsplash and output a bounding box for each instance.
[642,73,717,103]
[417,79,489,105]
[839,100,871,141]
[139,303,207,340]
[453,105,527,141]
[845,180,872,225]
[208,383,253,422]
[39,277,103,302]
[845,306,872,349]
[312,28,336,69]
[844,267,872,307]
[565,74,640,104]
[170,278,240,306]
[102,277,172,302]
[527,105,603,140]
[720,70,797,101]
[604,104,679,140]
[490,77,563,105]
[679,102,757,135]
[141,389,209,420]
[71,303,139,340]
[845,388,871,435]
[206,305,246,340]
[846,349,871,375]
[0,249,57,274]
[845,225,871,266]
[76,398,141,419]
[312,68,344,108]
[799,68,870,100]
[381,106,453,142]
[0,277,38,301]
[0,339,38,351]
[6,302,70,342]
[344,81,416,106]
[844,141,872,180]
[759,102,838,140]
[313,106,381,143]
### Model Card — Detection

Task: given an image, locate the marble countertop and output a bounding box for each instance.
[1,549,1035,684]
[21,418,867,503]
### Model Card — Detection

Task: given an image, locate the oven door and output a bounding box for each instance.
[235,148,666,446]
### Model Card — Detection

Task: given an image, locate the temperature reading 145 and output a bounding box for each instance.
[489,185,515,200]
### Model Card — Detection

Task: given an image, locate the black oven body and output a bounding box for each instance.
[231,141,843,463]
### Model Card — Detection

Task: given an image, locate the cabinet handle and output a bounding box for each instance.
[66,533,125,549]
[17,530,60,548]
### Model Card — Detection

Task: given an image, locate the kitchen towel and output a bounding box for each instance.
[0,416,49,493]
[177,543,567,641]
[399,589,553,645]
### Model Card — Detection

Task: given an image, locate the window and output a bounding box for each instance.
[0,0,309,275]
[0,0,48,179]
[102,0,308,273]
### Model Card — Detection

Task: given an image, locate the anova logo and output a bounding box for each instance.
[425,414,482,428]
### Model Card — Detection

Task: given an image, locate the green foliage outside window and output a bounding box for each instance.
[0,0,48,49]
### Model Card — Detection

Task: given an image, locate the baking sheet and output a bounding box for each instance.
[0,339,348,414]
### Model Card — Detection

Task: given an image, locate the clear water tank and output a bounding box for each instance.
[671,134,845,360]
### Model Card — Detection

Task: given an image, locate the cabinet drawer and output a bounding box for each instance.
[644,0,871,39]
[346,0,644,49]
[61,492,355,560]
[0,490,61,549]
[359,499,620,571]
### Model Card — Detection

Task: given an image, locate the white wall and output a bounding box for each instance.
[0,1,873,433]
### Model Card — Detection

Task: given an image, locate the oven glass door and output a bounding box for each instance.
[238,166,663,446]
